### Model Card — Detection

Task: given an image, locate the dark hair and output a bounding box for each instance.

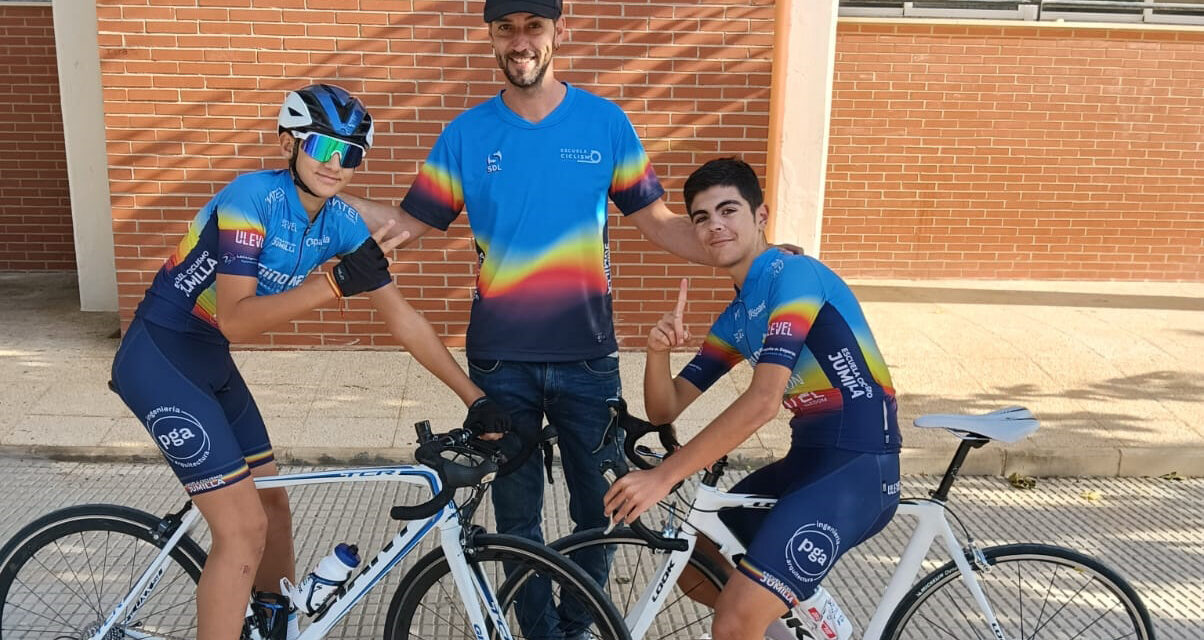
[682,157,763,213]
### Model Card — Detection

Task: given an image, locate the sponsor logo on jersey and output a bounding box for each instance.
[560,147,602,164]
[173,250,218,295]
[265,187,287,206]
[748,299,767,318]
[767,321,793,337]
[270,237,297,253]
[234,230,263,249]
[145,406,211,469]
[327,198,360,222]
[304,236,332,248]
[258,264,306,291]
[486,150,503,174]
[827,348,874,400]
[785,522,841,583]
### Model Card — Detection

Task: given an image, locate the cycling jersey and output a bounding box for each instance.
[679,249,901,453]
[402,83,665,361]
[137,169,371,341]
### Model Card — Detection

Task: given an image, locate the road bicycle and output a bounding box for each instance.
[548,401,1155,640]
[0,421,629,640]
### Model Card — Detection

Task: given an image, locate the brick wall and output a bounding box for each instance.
[0,5,75,271]
[98,3,1203,348]
[824,22,1204,280]
[98,0,771,347]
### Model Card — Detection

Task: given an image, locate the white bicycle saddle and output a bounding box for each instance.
[913,406,1040,443]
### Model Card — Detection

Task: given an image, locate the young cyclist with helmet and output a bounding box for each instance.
[109,84,510,640]
[603,158,901,640]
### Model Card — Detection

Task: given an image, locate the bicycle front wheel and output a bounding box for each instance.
[883,543,1155,640]
[0,503,207,640]
[384,533,629,640]
[551,528,727,640]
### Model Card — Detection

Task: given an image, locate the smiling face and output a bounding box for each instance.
[280,132,356,202]
[489,12,564,89]
[688,184,770,275]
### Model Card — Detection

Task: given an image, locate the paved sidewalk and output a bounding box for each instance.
[0,458,1199,637]
[0,272,1201,476]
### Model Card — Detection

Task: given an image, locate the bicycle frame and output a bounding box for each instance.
[88,464,518,640]
[625,486,1005,640]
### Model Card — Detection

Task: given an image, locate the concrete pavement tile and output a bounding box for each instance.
[99,417,157,450]
[902,446,1004,476]
[248,385,316,419]
[237,351,332,386]
[28,380,130,417]
[278,415,396,452]
[0,383,50,428]
[1118,448,1204,477]
[320,351,411,389]
[398,354,468,418]
[1004,448,1121,477]
[310,387,404,419]
[1,415,118,447]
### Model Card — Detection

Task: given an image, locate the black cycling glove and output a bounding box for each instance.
[331,237,392,297]
[463,396,511,435]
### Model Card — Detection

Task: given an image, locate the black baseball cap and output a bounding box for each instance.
[483,0,562,22]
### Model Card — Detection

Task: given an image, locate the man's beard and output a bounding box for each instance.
[497,51,551,89]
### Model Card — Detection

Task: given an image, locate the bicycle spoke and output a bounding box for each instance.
[943,582,986,640]
[915,611,972,639]
[9,569,84,631]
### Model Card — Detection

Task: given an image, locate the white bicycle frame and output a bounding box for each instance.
[88,464,517,640]
[624,485,1005,640]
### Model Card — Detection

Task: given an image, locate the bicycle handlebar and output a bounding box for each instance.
[604,398,682,470]
[389,422,505,521]
[599,456,689,552]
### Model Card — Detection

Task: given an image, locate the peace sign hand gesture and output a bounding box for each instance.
[648,278,691,352]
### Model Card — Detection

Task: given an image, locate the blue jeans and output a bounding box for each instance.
[468,356,622,640]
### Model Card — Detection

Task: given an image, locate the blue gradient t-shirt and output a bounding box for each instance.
[402,84,664,361]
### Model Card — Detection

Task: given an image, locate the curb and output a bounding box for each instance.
[3,444,1200,478]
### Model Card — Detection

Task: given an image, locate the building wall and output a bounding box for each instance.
[824,22,1204,280]
[98,0,772,346]
[0,5,75,271]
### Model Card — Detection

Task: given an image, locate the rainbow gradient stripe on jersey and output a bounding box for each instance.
[137,170,370,340]
[402,84,665,361]
[680,249,901,453]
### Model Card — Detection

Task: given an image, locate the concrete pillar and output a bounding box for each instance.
[765,0,840,257]
[51,0,117,311]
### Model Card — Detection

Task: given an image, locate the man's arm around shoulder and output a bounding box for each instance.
[341,194,435,247]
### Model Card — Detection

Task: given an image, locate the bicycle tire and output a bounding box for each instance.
[551,528,728,640]
[383,533,630,640]
[883,543,1156,640]
[0,503,208,640]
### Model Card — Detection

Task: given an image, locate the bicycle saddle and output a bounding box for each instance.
[913,406,1039,443]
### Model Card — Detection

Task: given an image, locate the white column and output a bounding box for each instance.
[765,0,839,257]
[52,0,117,311]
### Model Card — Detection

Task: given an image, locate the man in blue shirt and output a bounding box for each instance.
[344,1,718,636]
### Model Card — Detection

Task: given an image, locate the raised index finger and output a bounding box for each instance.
[673,278,688,338]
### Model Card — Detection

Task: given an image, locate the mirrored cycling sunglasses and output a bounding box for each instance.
[292,131,366,169]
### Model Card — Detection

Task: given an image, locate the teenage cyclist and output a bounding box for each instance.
[603,157,901,640]
[109,84,509,640]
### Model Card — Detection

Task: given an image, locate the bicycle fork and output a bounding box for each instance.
[440,525,517,640]
[88,505,205,640]
[863,501,1007,640]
